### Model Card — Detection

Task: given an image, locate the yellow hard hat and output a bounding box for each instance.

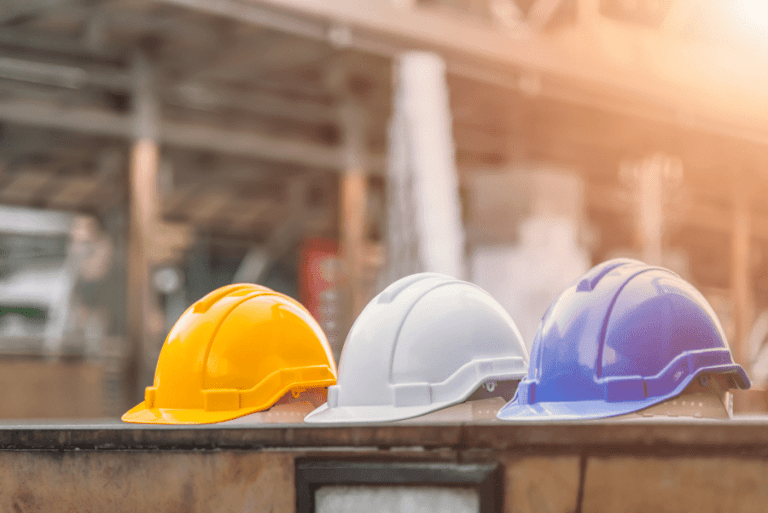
[122,283,337,424]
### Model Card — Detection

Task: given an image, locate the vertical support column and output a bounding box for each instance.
[383,52,465,283]
[622,153,682,267]
[637,156,663,266]
[339,101,368,319]
[126,52,161,402]
[732,173,753,366]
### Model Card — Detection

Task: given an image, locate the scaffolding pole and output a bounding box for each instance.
[339,101,368,320]
[732,174,753,367]
[126,52,162,403]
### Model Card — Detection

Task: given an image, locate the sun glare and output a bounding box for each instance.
[735,0,768,29]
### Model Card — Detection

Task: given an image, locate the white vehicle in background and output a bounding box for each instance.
[0,205,110,356]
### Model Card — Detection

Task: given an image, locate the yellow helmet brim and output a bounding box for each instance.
[121,402,247,425]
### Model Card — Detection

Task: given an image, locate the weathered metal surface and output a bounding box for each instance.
[0,422,768,512]
[2,420,768,453]
[0,451,294,513]
[499,456,580,513]
[582,457,768,513]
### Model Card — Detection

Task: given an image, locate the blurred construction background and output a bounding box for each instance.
[0,0,767,418]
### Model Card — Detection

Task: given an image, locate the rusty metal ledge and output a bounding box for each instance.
[1,419,768,454]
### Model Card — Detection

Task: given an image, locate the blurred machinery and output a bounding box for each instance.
[0,206,76,354]
[0,205,126,418]
[0,206,113,355]
[467,168,591,349]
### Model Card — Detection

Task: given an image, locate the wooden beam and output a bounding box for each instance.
[0,56,89,89]
[0,172,53,203]
[169,83,337,125]
[340,169,367,317]
[149,221,195,264]
[228,32,332,80]
[339,101,368,319]
[732,174,753,367]
[588,182,768,241]
[47,177,102,208]
[168,0,768,154]
[196,0,768,144]
[160,122,344,170]
[0,0,71,24]
[187,190,233,224]
[126,52,163,403]
[0,54,338,125]
[0,100,130,137]
[0,99,385,172]
[0,27,118,59]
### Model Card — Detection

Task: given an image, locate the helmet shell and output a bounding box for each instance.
[497,259,750,421]
[122,284,336,424]
[305,273,529,423]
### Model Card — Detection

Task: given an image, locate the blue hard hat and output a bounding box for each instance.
[497,258,750,421]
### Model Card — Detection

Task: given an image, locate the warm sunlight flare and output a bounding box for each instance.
[735,0,768,28]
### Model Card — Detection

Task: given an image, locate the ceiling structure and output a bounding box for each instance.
[0,0,392,258]
[0,0,765,295]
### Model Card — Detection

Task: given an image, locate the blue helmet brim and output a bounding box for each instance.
[497,364,750,421]
[496,397,656,421]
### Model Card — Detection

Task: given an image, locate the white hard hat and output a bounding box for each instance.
[304,273,529,423]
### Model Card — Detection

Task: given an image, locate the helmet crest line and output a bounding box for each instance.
[594,267,660,379]
[198,290,273,389]
[386,280,472,383]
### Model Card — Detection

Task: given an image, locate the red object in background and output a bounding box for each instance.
[299,238,339,322]
[299,238,341,357]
